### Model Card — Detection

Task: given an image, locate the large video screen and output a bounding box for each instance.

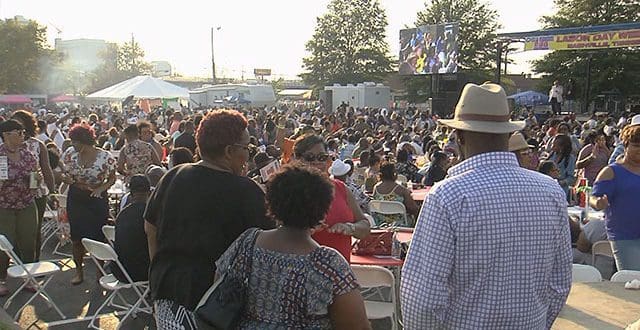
[399,23,459,75]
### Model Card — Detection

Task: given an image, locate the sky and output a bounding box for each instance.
[0,0,555,80]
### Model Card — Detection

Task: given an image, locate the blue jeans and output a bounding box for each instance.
[610,239,640,271]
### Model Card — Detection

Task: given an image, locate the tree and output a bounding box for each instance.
[0,18,59,94]
[532,0,640,110]
[301,0,394,90]
[416,0,501,71]
[118,39,152,76]
[88,40,151,93]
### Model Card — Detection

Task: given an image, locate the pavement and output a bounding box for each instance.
[0,233,394,329]
[0,240,154,330]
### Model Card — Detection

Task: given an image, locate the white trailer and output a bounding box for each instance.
[323,82,391,110]
[189,84,276,107]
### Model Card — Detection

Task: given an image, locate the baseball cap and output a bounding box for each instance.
[631,114,640,127]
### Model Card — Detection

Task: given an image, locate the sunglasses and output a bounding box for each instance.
[300,153,331,162]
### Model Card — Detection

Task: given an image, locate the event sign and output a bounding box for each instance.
[254,68,272,76]
[524,29,640,51]
[399,23,459,75]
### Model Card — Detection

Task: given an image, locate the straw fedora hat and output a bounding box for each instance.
[439,83,525,134]
[508,132,535,152]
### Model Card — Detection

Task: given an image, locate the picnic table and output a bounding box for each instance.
[553,282,640,329]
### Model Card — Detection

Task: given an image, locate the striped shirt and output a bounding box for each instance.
[401,152,572,329]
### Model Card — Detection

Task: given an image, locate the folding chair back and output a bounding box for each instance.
[0,234,65,320]
[610,270,640,283]
[591,240,613,264]
[81,238,118,262]
[368,200,408,225]
[102,225,116,246]
[363,214,376,227]
[352,265,395,288]
[0,235,23,268]
[81,238,150,329]
[395,174,408,185]
[572,264,602,282]
[351,265,398,330]
[0,234,14,252]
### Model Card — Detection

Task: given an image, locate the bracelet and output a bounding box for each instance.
[346,222,356,235]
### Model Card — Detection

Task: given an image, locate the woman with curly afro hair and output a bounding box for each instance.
[215,163,371,329]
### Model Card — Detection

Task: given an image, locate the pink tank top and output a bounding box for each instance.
[312,179,355,261]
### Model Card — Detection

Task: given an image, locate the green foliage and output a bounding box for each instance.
[88,40,151,93]
[301,0,394,90]
[416,0,501,71]
[533,0,640,106]
[0,18,59,94]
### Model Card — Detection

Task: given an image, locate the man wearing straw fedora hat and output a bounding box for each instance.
[401,83,572,329]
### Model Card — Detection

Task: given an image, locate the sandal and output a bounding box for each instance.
[0,282,9,297]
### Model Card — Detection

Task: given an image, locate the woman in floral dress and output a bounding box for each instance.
[0,120,39,296]
[60,124,116,284]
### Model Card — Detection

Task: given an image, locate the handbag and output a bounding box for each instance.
[194,230,259,330]
[351,229,394,256]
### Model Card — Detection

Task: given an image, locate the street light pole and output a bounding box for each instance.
[211,27,216,85]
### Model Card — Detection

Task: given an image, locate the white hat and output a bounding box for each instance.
[508,132,535,152]
[439,83,525,134]
[329,159,351,177]
[631,114,640,127]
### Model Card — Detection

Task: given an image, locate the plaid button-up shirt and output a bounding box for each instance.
[401,152,572,329]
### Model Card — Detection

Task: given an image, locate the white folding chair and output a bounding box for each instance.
[363,214,376,227]
[368,200,408,226]
[40,193,67,251]
[572,264,602,282]
[81,238,151,330]
[352,265,398,330]
[0,234,65,320]
[591,240,614,265]
[102,225,116,247]
[610,270,640,283]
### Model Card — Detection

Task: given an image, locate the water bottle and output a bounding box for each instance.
[391,231,401,259]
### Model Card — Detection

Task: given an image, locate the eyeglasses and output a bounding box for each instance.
[4,130,24,137]
[232,143,251,152]
[300,153,331,163]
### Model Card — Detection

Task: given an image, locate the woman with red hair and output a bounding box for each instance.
[60,124,116,284]
[145,110,274,328]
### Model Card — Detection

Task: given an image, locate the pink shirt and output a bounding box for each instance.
[312,179,355,261]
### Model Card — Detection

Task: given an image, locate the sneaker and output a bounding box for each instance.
[0,282,9,297]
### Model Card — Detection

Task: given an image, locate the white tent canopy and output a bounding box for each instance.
[86,75,189,100]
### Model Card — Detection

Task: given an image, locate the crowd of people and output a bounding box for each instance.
[0,81,638,328]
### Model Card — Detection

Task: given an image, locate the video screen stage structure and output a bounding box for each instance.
[399,23,459,75]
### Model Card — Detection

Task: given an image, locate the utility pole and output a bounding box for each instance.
[131,34,135,71]
[211,27,218,85]
[495,41,503,84]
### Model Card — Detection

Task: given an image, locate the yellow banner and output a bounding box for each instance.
[524,29,640,51]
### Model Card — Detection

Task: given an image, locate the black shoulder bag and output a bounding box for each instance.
[194,230,259,330]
